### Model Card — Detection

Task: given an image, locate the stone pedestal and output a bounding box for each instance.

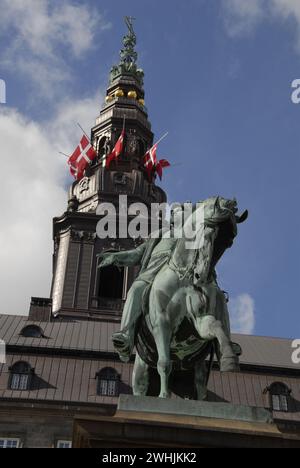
[72,394,300,448]
[117,394,273,424]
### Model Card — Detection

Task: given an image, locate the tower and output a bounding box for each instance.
[48,18,167,322]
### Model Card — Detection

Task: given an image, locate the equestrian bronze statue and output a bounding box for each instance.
[98,196,248,399]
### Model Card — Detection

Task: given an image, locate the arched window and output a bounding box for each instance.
[96,367,119,397]
[20,325,44,338]
[97,136,108,158]
[98,264,125,300]
[266,382,291,412]
[9,362,34,391]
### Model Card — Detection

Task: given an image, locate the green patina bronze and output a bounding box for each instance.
[110,16,144,86]
[98,196,248,399]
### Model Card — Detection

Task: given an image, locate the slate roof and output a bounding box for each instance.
[0,314,299,422]
[0,353,128,406]
[0,353,299,421]
[0,314,118,355]
[0,314,298,371]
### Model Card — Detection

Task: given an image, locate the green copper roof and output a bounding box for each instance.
[110,16,144,87]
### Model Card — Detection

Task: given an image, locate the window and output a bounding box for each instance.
[266,382,291,412]
[271,394,288,412]
[0,438,20,449]
[9,362,34,391]
[97,136,109,159]
[96,368,119,397]
[98,264,125,300]
[20,325,44,338]
[11,374,29,391]
[56,440,72,449]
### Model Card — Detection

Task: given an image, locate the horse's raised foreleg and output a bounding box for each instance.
[132,353,149,396]
[195,316,239,372]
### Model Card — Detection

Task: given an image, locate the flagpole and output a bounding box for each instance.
[153,132,168,147]
[101,115,127,168]
[119,115,126,166]
[59,151,70,158]
[88,115,127,168]
[76,122,97,151]
[76,122,90,141]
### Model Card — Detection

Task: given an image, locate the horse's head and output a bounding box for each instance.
[203,196,248,268]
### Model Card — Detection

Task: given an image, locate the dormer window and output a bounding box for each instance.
[20,325,44,338]
[266,382,291,412]
[0,438,20,449]
[9,362,34,391]
[96,367,120,397]
[56,440,72,449]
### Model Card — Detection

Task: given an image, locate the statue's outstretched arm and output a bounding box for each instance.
[98,242,146,269]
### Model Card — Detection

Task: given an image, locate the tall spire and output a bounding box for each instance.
[50,16,167,321]
[110,16,144,86]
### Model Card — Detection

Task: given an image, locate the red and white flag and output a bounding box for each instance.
[68,135,97,181]
[143,144,158,180]
[105,130,125,168]
[156,158,170,180]
[143,144,170,181]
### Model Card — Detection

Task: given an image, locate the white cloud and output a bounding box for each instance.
[0,0,110,98]
[229,293,255,334]
[48,94,102,154]
[221,0,265,37]
[0,92,101,315]
[271,0,300,50]
[271,0,300,20]
[222,0,300,51]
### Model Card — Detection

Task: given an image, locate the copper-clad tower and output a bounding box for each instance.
[49,18,166,322]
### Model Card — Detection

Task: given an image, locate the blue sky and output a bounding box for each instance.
[0,0,299,339]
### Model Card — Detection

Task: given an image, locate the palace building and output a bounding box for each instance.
[0,20,299,449]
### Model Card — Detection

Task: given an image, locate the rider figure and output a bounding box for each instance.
[98,227,177,362]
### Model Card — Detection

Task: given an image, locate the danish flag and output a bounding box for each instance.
[143,144,158,180]
[68,135,97,181]
[105,130,125,168]
[143,144,170,181]
[155,158,170,180]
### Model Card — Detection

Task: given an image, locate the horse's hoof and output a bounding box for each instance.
[220,356,240,372]
[159,392,171,398]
